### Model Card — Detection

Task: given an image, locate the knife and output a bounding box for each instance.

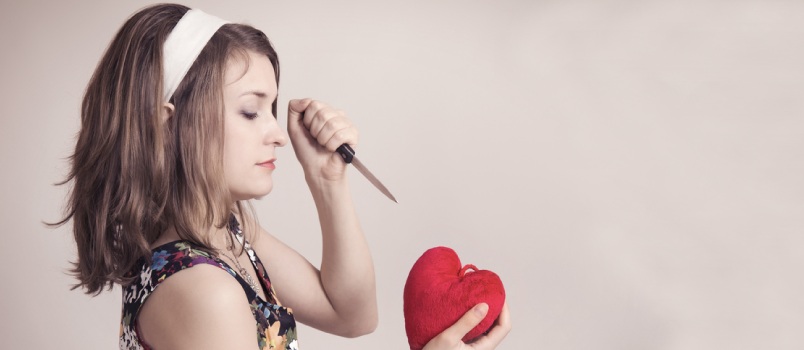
[336,144,398,203]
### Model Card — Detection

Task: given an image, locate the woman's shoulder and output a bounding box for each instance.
[136,262,258,349]
[143,260,245,306]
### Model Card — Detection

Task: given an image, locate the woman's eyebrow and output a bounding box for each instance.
[239,90,275,99]
[237,90,278,107]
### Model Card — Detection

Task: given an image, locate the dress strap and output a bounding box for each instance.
[227,214,261,271]
[227,214,279,305]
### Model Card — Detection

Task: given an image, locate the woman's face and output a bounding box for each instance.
[222,50,287,201]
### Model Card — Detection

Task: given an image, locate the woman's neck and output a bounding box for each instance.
[149,223,230,251]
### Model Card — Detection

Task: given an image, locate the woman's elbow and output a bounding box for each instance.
[340,313,378,338]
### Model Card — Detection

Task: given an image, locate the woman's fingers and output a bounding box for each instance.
[315,115,356,151]
[424,303,488,350]
[323,128,358,153]
[306,104,334,137]
[286,98,359,181]
[287,98,312,123]
[294,100,357,152]
[424,301,512,350]
[287,98,313,140]
[466,302,511,350]
[449,303,489,341]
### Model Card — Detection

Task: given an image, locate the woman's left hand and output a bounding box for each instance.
[423,302,512,350]
[287,98,358,184]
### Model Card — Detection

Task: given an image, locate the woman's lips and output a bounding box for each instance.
[257,159,276,169]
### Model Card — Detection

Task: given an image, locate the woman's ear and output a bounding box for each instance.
[161,102,175,124]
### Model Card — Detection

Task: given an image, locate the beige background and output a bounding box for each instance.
[1,0,803,349]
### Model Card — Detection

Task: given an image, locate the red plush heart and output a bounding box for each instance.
[403,247,506,350]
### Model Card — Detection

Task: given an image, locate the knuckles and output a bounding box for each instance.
[307,100,326,112]
[332,130,349,143]
[296,99,360,149]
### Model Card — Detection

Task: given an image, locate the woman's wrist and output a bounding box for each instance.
[306,174,349,203]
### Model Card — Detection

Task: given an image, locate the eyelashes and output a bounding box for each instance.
[241,111,259,120]
[240,110,278,120]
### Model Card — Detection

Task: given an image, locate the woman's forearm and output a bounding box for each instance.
[308,177,378,336]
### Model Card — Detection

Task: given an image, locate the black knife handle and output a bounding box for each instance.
[336,144,355,164]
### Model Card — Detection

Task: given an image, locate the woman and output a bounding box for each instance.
[55,3,510,349]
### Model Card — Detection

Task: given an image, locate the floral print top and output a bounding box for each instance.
[119,239,298,349]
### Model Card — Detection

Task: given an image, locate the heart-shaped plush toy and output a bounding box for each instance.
[403,246,505,350]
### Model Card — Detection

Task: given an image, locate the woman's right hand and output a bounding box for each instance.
[423,302,511,350]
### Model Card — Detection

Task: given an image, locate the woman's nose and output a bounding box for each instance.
[264,117,288,147]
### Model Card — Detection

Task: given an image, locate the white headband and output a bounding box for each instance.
[162,9,229,102]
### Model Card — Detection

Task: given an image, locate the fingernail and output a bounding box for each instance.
[291,100,307,114]
[475,303,489,317]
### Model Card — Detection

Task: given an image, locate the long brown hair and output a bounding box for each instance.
[51,3,280,295]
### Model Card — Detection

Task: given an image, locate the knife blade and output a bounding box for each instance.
[336,144,398,203]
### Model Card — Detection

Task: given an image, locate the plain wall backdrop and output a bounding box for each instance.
[1,0,802,349]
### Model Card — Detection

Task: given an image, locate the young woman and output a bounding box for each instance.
[55,4,510,350]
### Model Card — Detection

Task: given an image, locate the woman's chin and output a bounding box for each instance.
[252,188,273,200]
[232,185,273,201]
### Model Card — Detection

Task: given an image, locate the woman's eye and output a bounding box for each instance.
[241,111,258,120]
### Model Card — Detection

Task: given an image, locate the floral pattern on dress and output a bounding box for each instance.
[119,240,298,350]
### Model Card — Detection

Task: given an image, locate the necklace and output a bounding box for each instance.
[221,216,262,295]
[220,250,262,294]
